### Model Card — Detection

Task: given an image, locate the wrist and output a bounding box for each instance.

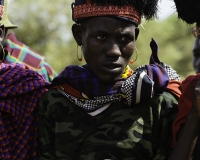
[188,107,200,118]
[186,109,200,129]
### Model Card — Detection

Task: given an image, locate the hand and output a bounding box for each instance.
[191,80,200,119]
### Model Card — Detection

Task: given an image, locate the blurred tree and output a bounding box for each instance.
[7,0,196,79]
[135,16,194,79]
[8,0,81,73]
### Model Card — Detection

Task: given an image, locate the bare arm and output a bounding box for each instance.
[169,81,200,160]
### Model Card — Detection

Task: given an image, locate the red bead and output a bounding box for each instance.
[130,60,134,64]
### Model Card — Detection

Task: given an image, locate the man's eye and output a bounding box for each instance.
[121,37,127,41]
[97,35,106,40]
[121,36,132,41]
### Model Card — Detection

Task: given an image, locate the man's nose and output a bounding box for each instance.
[106,43,121,57]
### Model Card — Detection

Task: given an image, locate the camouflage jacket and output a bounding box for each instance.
[38,88,178,160]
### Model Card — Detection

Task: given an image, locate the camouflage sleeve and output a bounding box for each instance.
[152,91,178,160]
[38,90,59,160]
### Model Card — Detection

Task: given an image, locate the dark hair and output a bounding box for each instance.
[174,0,200,24]
[91,0,159,20]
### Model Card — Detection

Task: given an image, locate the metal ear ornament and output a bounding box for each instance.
[77,45,82,61]
[130,47,138,64]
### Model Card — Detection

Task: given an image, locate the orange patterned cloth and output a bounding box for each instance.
[166,80,182,99]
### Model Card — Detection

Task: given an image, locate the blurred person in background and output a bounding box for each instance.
[170,0,200,159]
[0,0,50,159]
[0,0,57,82]
[191,28,200,74]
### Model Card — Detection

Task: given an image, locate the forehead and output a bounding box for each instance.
[82,16,136,33]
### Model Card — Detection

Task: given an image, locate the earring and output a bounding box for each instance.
[130,47,138,64]
[0,44,5,62]
[77,45,82,61]
[0,24,5,62]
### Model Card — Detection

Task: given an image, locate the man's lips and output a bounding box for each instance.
[101,62,122,74]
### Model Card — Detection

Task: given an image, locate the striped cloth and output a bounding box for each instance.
[52,63,170,116]
[3,32,58,82]
[0,62,49,160]
[52,38,181,116]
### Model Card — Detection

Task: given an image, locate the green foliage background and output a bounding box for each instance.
[7,0,196,79]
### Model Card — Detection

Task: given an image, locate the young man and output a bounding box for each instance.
[38,0,182,159]
[171,0,200,159]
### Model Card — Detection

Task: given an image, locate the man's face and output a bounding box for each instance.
[193,37,200,73]
[79,17,138,83]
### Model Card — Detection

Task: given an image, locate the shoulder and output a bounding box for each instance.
[152,91,178,104]
[39,87,63,99]
[158,91,178,103]
[39,88,72,105]
[38,88,75,115]
[150,91,178,116]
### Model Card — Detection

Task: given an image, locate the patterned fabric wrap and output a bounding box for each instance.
[52,63,169,114]
[161,63,181,81]
[0,62,49,160]
[149,38,181,82]
[52,38,181,115]
[3,32,58,82]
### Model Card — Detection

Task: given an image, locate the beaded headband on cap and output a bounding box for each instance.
[72,0,142,25]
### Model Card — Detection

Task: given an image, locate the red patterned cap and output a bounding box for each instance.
[72,0,142,25]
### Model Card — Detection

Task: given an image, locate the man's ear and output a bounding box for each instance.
[135,27,140,40]
[72,23,83,46]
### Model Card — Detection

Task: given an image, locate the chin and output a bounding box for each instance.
[98,75,121,84]
[195,69,200,74]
